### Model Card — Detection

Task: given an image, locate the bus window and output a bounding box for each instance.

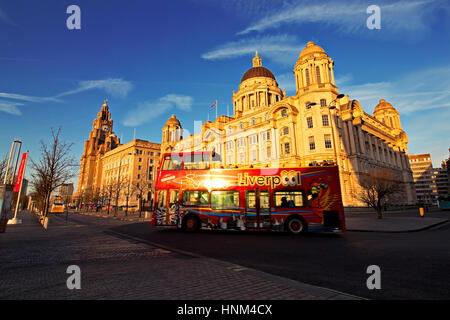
[182,190,209,206]
[274,191,305,208]
[162,155,182,171]
[183,153,209,170]
[246,191,270,209]
[157,190,166,208]
[211,191,239,209]
[169,190,179,206]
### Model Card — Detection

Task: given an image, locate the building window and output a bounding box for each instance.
[320,99,327,107]
[239,153,245,163]
[282,127,289,136]
[138,165,141,170]
[281,109,287,117]
[249,135,257,145]
[316,66,321,84]
[266,146,271,159]
[139,158,142,162]
[237,138,245,147]
[262,130,270,141]
[251,149,257,161]
[150,151,154,156]
[239,122,243,130]
[322,114,329,126]
[251,118,256,125]
[324,134,332,149]
[309,136,315,150]
[307,117,313,128]
[284,143,290,154]
[137,174,141,179]
[305,69,310,86]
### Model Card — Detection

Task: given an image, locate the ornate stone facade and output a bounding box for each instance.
[76,100,120,198]
[75,100,161,207]
[161,42,416,206]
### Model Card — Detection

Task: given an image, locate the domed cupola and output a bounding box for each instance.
[232,52,283,118]
[162,114,182,151]
[241,51,277,83]
[373,99,402,131]
[293,41,336,94]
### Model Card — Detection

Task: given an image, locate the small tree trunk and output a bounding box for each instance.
[377,208,383,219]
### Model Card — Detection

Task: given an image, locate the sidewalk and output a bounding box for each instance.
[0,210,361,300]
[77,209,151,222]
[345,208,449,232]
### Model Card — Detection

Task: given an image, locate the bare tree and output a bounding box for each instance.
[102,182,115,215]
[0,155,8,182]
[355,168,403,219]
[112,176,126,216]
[134,180,150,217]
[30,128,77,217]
[122,178,136,217]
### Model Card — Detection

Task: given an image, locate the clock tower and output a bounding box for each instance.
[76,99,120,197]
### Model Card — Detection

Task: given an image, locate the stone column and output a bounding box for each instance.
[347,121,357,155]
[330,63,335,85]
[357,126,366,156]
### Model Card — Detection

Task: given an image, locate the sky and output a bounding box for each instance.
[0,0,449,187]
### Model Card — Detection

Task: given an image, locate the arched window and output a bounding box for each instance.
[239,122,244,130]
[316,66,321,84]
[251,118,256,126]
[305,69,310,86]
[281,109,287,117]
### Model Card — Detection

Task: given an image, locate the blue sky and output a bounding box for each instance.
[1,0,449,185]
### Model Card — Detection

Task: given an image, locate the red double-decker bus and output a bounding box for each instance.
[152,152,345,234]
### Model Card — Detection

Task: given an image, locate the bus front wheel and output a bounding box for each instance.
[286,216,307,235]
[183,215,200,233]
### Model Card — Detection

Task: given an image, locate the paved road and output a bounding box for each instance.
[112,217,450,299]
[1,211,357,300]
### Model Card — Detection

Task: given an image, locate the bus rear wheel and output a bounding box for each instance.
[286,216,307,235]
[183,215,200,233]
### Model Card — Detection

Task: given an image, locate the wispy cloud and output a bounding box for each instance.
[202,34,304,65]
[339,66,450,114]
[0,93,60,103]
[0,100,23,115]
[0,7,16,26]
[55,78,133,98]
[0,78,133,115]
[238,0,438,36]
[123,94,193,127]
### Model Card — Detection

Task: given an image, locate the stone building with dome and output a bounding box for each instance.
[161,42,416,206]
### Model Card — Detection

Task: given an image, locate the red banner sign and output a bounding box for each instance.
[14,152,28,192]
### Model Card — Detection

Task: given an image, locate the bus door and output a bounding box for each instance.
[156,189,179,226]
[246,189,271,229]
[257,189,271,228]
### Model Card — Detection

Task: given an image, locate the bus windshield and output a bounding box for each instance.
[162,155,182,171]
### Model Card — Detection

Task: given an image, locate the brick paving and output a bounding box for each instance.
[0,211,359,300]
